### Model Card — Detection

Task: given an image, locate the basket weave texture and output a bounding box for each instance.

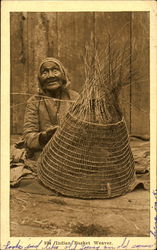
[38,112,135,199]
[37,40,138,198]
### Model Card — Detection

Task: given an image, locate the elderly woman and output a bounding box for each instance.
[23,57,79,159]
[11,57,79,164]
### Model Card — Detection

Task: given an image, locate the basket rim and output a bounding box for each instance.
[67,112,125,127]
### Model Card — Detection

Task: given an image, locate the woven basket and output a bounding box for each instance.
[38,112,135,199]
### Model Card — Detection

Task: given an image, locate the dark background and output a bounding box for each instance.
[10,12,149,135]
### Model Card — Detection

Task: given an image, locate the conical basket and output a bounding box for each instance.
[37,112,135,199]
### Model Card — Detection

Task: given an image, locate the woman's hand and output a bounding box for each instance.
[39,125,59,146]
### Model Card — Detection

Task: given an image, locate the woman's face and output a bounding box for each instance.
[39,61,64,91]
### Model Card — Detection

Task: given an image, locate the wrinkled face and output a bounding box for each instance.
[39,61,64,91]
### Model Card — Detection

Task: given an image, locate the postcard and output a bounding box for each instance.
[1,1,157,250]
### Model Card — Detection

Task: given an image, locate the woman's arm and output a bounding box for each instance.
[23,96,42,150]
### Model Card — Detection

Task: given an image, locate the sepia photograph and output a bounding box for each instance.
[10,10,150,237]
[1,1,156,250]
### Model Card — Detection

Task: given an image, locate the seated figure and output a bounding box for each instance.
[11,57,79,163]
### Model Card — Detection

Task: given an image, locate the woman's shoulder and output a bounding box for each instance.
[26,94,42,106]
[68,89,79,100]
